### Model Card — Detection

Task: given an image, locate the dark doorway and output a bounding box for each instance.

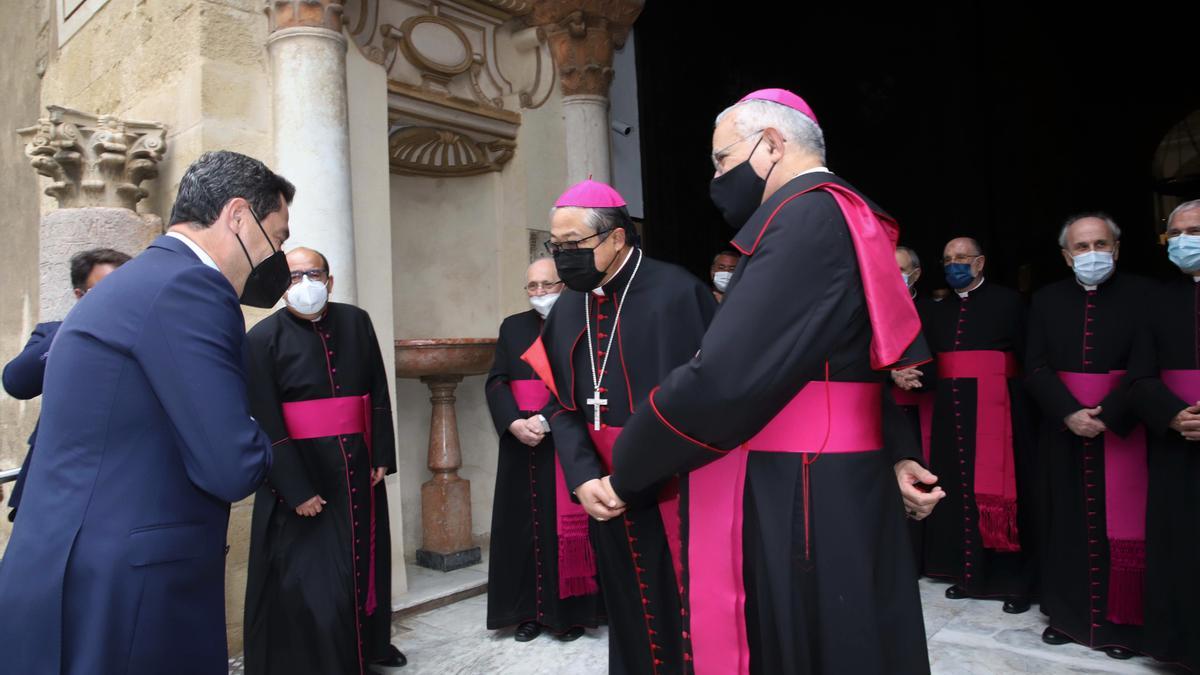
[634,3,1200,296]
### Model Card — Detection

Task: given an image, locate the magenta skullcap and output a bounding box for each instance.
[737,88,818,124]
[554,179,627,208]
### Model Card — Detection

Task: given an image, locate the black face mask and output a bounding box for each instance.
[553,232,621,292]
[709,136,777,230]
[236,209,290,308]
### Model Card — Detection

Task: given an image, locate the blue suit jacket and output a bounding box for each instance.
[2,320,62,518]
[0,235,273,674]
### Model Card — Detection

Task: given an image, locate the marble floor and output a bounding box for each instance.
[232,578,1189,674]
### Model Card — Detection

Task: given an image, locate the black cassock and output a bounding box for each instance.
[891,295,937,572]
[538,249,715,675]
[1026,273,1153,651]
[921,280,1038,600]
[1129,277,1200,670]
[484,308,604,631]
[609,172,930,675]
[243,303,396,675]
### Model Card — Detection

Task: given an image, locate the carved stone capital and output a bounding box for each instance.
[528,0,643,97]
[18,106,166,210]
[266,0,345,33]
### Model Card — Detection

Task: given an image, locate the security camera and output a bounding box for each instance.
[611,120,634,136]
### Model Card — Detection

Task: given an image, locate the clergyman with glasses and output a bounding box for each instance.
[242,246,407,674]
[483,257,606,643]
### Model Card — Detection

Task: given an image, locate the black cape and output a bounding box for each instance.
[1129,276,1200,670]
[484,308,603,631]
[920,280,1039,600]
[609,172,930,675]
[540,249,715,675]
[1026,273,1152,651]
[243,303,397,675]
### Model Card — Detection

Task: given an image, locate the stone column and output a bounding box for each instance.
[266,0,358,303]
[17,106,166,321]
[530,0,644,184]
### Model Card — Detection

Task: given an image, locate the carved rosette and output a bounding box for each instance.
[18,106,166,210]
[266,0,345,32]
[528,0,644,97]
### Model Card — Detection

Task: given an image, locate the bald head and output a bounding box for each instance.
[943,238,982,260]
[286,247,329,274]
[526,257,562,297]
[942,237,985,290]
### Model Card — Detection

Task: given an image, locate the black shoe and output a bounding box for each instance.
[1104,646,1134,660]
[372,644,407,668]
[515,621,542,642]
[944,585,969,600]
[1002,596,1031,614]
[1042,627,1073,646]
[557,626,585,642]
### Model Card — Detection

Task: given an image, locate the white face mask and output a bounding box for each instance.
[713,271,733,293]
[1071,250,1115,286]
[286,276,329,316]
[529,292,560,318]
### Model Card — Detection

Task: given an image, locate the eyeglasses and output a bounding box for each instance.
[711,129,765,171]
[289,269,328,283]
[544,227,613,255]
[525,281,564,292]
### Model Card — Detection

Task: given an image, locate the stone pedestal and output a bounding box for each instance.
[415,375,480,571]
[395,338,496,572]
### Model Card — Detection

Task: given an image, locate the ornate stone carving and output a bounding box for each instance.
[266,0,345,33]
[528,0,643,97]
[18,106,166,210]
[388,125,515,177]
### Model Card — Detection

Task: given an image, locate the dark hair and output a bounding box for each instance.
[70,248,132,290]
[590,206,641,247]
[168,151,296,228]
[712,250,741,264]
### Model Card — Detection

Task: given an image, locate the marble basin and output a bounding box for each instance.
[393,338,496,379]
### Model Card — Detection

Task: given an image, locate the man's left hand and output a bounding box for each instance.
[371,467,388,487]
[894,459,945,520]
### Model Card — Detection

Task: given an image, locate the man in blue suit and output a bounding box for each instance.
[3,247,131,521]
[0,150,295,674]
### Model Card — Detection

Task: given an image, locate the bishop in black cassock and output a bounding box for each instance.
[525,180,716,675]
[921,237,1038,613]
[1025,215,1151,659]
[1128,200,1200,671]
[243,248,403,675]
[485,258,602,641]
[607,89,935,675]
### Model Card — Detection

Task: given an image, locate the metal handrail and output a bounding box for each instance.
[0,468,19,485]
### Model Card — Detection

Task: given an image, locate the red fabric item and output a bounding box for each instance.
[937,350,1021,552]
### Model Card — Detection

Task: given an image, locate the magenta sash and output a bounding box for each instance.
[281,394,379,616]
[688,381,883,675]
[937,350,1021,552]
[512,380,598,598]
[588,426,685,600]
[1057,371,1147,625]
[893,388,934,464]
[510,379,551,412]
[1161,369,1200,409]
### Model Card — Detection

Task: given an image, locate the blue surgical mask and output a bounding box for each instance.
[944,263,975,290]
[901,272,912,288]
[1071,251,1114,286]
[1168,235,1200,273]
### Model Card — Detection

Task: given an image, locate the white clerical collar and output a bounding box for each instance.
[167,231,220,271]
[592,248,635,296]
[793,166,832,180]
[957,276,985,298]
[1193,275,1200,283]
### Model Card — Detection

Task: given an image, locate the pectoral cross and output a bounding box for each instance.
[587,389,608,431]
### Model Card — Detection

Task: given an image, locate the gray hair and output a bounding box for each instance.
[896,245,920,270]
[715,99,827,163]
[1058,212,1121,249]
[1167,199,1200,228]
